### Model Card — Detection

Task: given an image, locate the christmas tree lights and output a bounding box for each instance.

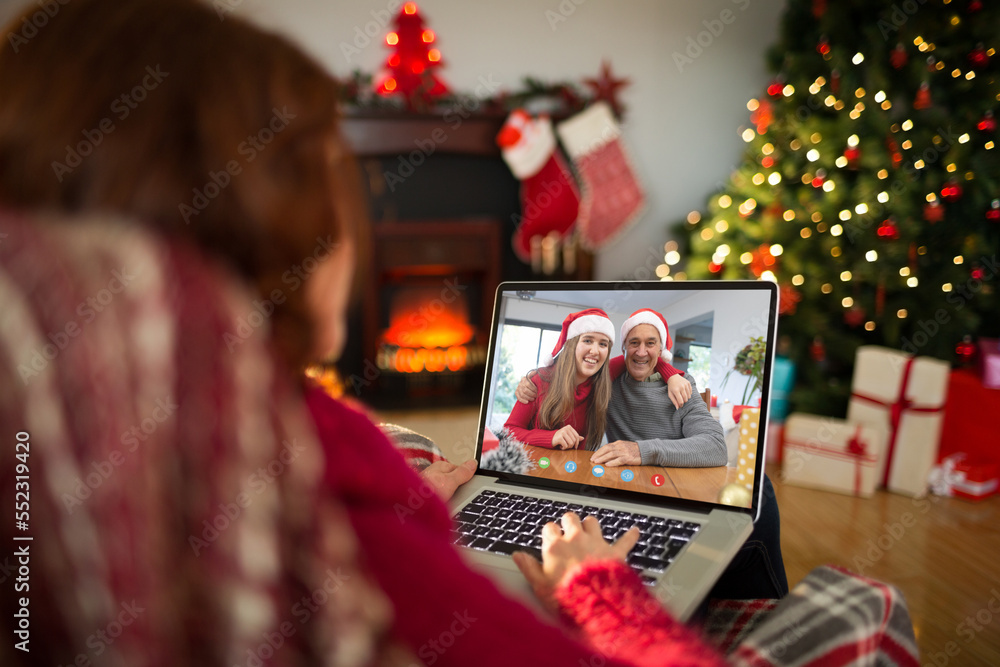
[669,0,1000,415]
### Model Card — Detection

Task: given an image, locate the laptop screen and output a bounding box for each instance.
[476,280,778,518]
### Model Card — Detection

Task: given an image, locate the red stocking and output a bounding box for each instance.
[497,110,580,263]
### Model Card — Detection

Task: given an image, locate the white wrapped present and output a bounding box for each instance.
[847,346,949,497]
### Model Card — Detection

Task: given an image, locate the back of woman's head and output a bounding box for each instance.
[0,0,361,368]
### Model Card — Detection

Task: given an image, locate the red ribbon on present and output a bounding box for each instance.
[846,426,868,496]
[783,426,876,495]
[850,355,944,487]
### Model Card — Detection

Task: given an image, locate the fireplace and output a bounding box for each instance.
[336,111,590,407]
[364,218,498,406]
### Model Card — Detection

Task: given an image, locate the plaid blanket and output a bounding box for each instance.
[714,566,918,666]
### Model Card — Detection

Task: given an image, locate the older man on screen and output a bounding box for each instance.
[511,306,787,599]
[590,308,726,468]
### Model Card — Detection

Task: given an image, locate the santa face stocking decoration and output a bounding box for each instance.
[497,110,581,263]
[556,101,646,250]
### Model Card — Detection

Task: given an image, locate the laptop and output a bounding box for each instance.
[449,280,779,620]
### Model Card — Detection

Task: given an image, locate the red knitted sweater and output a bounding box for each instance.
[308,386,723,667]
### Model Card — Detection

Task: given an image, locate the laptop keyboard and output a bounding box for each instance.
[453,489,701,585]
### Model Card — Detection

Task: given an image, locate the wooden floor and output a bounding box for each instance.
[768,463,1000,666]
[376,406,1000,664]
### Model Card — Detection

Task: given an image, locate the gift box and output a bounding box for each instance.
[782,414,886,497]
[978,338,1000,389]
[846,346,949,497]
[781,413,888,498]
[928,454,999,502]
[735,408,760,493]
[939,368,1000,464]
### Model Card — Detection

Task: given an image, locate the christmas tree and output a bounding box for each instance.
[375,2,449,109]
[668,0,1000,416]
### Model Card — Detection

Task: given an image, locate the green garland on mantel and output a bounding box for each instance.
[336,69,625,120]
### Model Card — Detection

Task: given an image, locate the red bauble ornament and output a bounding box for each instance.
[708,261,723,274]
[913,82,932,109]
[749,244,776,277]
[810,336,826,363]
[779,284,801,315]
[924,201,945,223]
[891,43,908,69]
[987,199,1000,221]
[877,218,900,239]
[762,156,775,168]
[956,335,977,365]
[969,44,990,69]
[941,181,963,202]
[811,168,826,188]
[972,267,986,280]
[978,111,996,132]
[845,307,866,328]
[844,145,861,168]
[751,98,774,134]
[584,60,631,119]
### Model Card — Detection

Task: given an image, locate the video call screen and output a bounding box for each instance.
[478,283,777,512]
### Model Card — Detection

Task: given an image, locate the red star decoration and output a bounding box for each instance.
[584,60,630,119]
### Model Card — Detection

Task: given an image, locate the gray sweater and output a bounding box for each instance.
[605,373,727,467]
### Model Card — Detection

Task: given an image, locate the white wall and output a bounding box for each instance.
[225,0,787,280]
[0,0,786,279]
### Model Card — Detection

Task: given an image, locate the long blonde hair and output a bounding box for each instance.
[537,335,611,450]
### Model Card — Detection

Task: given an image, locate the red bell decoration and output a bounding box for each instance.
[955,335,977,365]
[969,44,990,69]
[877,217,900,239]
[987,199,1000,222]
[978,111,996,132]
[941,181,963,202]
[891,43,908,69]
[913,82,932,109]
[923,200,945,223]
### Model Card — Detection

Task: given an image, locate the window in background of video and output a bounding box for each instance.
[491,324,559,423]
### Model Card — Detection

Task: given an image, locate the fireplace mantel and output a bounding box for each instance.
[340,110,507,158]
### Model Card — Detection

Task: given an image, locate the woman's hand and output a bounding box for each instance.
[512,513,639,609]
[666,373,693,409]
[551,425,583,450]
[514,373,539,404]
[420,459,477,501]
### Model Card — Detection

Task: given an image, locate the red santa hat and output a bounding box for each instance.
[541,308,616,366]
[619,308,673,361]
